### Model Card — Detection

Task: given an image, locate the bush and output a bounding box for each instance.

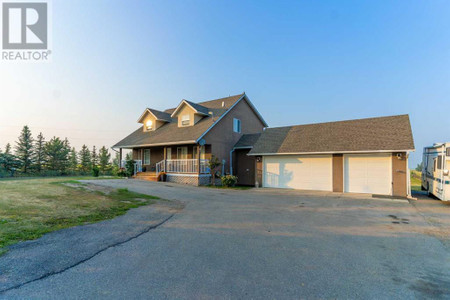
[125,159,135,177]
[116,168,127,177]
[92,166,100,177]
[221,175,238,187]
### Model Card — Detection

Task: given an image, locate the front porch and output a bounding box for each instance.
[120,144,212,185]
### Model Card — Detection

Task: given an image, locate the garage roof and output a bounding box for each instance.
[248,114,415,155]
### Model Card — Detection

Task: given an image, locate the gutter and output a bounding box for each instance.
[248,149,416,156]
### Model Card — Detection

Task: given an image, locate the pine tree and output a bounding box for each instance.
[69,147,78,173]
[44,137,70,173]
[112,151,120,167]
[34,132,46,173]
[79,145,92,173]
[91,146,98,167]
[15,125,34,173]
[98,146,111,173]
[1,143,20,174]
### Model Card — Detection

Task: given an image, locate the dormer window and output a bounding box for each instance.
[181,114,190,126]
[146,120,153,130]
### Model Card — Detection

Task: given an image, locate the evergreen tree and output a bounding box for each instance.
[1,143,20,174]
[44,137,70,172]
[69,147,78,173]
[91,146,98,167]
[98,146,111,173]
[79,145,92,173]
[34,132,46,173]
[112,151,120,167]
[15,125,34,173]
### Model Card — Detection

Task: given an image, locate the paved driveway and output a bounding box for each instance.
[2,179,450,299]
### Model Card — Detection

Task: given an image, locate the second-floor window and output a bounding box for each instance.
[233,118,241,133]
[181,115,190,126]
[146,120,153,130]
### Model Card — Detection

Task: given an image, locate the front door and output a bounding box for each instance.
[235,149,256,186]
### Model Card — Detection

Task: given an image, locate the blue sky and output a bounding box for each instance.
[1,0,449,167]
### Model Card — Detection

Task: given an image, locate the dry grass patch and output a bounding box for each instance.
[0,177,158,254]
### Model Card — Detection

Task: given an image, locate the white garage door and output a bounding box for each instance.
[263,155,332,191]
[344,154,392,195]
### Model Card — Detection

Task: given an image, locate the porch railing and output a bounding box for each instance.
[120,160,142,175]
[156,159,209,174]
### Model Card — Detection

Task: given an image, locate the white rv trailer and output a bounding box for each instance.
[421,143,450,201]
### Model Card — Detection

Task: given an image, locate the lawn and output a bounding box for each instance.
[0,177,158,254]
[411,170,422,192]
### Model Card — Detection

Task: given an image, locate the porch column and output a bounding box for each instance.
[119,148,122,167]
[197,145,201,174]
[164,147,167,172]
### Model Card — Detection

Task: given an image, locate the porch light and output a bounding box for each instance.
[146,120,153,130]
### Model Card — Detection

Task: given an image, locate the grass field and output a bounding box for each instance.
[0,177,158,254]
[411,170,422,191]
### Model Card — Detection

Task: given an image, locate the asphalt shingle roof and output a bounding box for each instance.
[147,109,173,122]
[114,94,245,148]
[234,133,262,149]
[249,115,415,155]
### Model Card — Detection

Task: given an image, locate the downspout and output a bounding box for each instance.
[230,148,235,175]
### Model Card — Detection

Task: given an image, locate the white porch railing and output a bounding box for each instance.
[156,159,209,174]
[120,160,142,175]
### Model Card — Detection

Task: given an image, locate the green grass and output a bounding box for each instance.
[0,177,158,253]
[411,170,422,191]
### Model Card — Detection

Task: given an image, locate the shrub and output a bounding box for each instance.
[125,159,135,177]
[221,175,238,187]
[116,168,127,177]
[92,166,100,177]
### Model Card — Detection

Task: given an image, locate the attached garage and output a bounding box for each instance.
[263,155,332,191]
[344,154,392,195]
[247,115,415,197]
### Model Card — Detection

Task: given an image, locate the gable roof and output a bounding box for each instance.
[114,93,267,148]
[137,108,173,123]
[170,99,209,117]
[249,115,414,155]
[234,133,262,149]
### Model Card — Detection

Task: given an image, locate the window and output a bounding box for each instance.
[233,118,241,133]
[144,149,150,165]
[437,155,443,170]
[145,120,153,131]
[177,147,188,159]
[447,147,450,157]
[166,148,172,160]
[193,145,205,159]
[181,115,190,126]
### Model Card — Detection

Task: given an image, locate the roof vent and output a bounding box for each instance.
[222,101,225,108]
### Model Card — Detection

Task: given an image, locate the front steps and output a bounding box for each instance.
[133,171,158,181]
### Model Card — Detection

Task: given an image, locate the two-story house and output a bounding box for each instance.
[113,93,267,185]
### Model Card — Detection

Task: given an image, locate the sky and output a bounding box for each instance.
[1,0,449,167]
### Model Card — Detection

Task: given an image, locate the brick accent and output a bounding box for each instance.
[392,152,408,197]
[332,154,343,192]
[166,174,211,186]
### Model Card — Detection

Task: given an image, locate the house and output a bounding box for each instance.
[113,93,268,185]
[240,115,415,197]
[114,93,414,198]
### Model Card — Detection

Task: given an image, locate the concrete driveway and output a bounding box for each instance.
[2,179,450,299]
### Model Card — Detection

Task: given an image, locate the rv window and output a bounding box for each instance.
[437,155,443,170]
